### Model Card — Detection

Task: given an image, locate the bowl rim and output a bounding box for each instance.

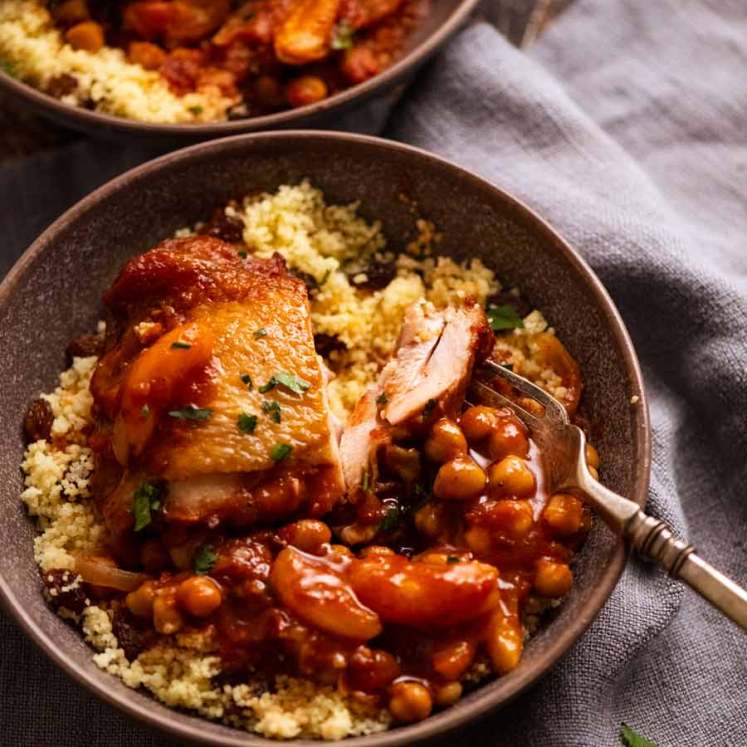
[0,130,651,746]
[0,0,480,139]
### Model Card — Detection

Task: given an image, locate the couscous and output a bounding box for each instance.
[0,0,429,123]
[20,183,594,739]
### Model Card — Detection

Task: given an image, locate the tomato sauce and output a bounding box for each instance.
[47,0,431,118]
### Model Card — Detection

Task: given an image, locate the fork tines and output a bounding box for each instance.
[469,360,569,429]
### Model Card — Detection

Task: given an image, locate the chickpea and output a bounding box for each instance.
[487,456,536,498]
[585,443,600,469]
[542,493,584,536]
[485,613,523,675]
[424,418,468,463]
[487,418,529,461]
[432,639,475,680]
[464,525,492,555]
[128,41,166,71]
[588,465,600,481]
[140,538,170,573]
[125,580,157,618]
[388,681,433,723]
[286,75,328,108]
[153,588,183,634]
[65,20,104,52]
[279,519,331,554]
[488,499,534,538]
[517,396,545,417]
[459,405,501,442]
[327,544,354,561]
[433,456,486,501]
[534,558,573,598]
[414,502,447,539]
[348,647,400,692]
[340,519,377,545]
[417,550,451,565]
[359,545,395,558]
[434,682,463,707]
[176,576,223,618]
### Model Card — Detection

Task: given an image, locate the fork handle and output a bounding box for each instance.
[626,510,747,631]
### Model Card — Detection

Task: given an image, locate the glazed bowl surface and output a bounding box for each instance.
[0,131,650,746]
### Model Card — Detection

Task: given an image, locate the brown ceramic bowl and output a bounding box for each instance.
[0,0,478,146]
[0,132,650,745]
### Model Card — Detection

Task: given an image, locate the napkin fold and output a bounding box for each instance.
[2,1,746,744]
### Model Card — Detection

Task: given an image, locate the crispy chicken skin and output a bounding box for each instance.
[340,301,492,491]
[90,236,344,539]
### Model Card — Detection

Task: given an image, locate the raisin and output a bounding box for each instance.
[314,333,346,358]
[290,269,319,295]
[199,207,245,244]
[111,605,157,661]
[41,569,89,615]
[66,333,103,360]
[46,73,78,99]
[348,260,396,291]
[23,398,54,443]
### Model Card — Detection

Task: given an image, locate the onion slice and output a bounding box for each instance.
[74,556,147,592]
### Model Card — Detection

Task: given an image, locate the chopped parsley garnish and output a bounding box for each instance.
[378,506,400,533]
[361,471,370,492]
[446,555,460,564]
[253,328,268,339]
[168,406,213,421]
[188,104,204,115]
[237,413,258,434]
[132,482,162,532]
[275,372,311,394]
[270,443,293,462]
[0,59,17,77]
[331,21,354,50]
[262,400,282,423]
[237,250,248,259]
[619,724,658,747]
[259,372,311,395]
[487,303,524,332]
[240,373,253,389]
[193,545,217,575]
[140,404,150,419]
[170,341,191,349]
[422,398,437,418]
[375,392,389,406]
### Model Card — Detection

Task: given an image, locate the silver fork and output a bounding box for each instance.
[469,359,747,631]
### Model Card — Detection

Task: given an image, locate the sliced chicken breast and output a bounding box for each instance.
[340,301,492,491]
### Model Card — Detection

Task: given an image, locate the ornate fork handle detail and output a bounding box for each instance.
[625,510,747,630]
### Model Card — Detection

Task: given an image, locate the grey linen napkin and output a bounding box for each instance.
[2,1,746,744]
